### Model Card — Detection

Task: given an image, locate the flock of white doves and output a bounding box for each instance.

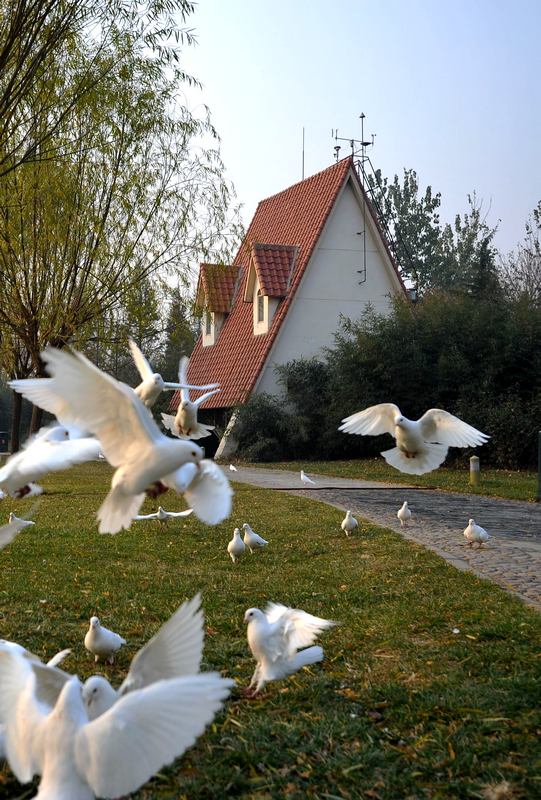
[0,340,490,798]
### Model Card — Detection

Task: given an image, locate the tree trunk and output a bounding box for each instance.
[30,403,43,434]
[10,389,22,452]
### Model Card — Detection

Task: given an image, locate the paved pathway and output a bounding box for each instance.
[229,467,541,612]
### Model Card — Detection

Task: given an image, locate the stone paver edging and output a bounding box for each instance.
[227,467,541,612]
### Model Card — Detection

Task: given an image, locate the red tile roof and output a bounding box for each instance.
[171,157,403,411]
[250,243,297,297]
[196,262,240,313]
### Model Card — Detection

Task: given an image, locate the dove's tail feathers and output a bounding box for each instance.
[26,483,44,497]
[161,413,179,436]
[381,444,448,476]
[46,648,71,668]
[292,646,324,672]
[185,423,215,441]
[97,488,146,534]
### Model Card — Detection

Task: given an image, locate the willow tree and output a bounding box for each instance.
[0,6,240,440]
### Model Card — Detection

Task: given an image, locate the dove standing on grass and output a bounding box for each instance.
[229,464,238,472]
[82,594,205,720]
[242,523,268,553]
[161,356,220,440]
[9,346,206,534]
[341,510,358,537]
[0,648,233,800]
[397,501,412,527]
[300,470,316,486]
[463,518,490,547]
[84,617,126,664]
[243,602,337,695]
[134,506,193,526]
[227,528,246,563]
[129,339,217,409]
[339,403,489,475]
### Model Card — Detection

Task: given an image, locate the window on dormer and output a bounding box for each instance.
[257,294,265,323]
[205,310,212,335]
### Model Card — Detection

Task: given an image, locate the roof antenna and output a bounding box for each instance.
[302,126,305,179]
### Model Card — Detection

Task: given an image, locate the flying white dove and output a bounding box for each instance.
[0,513,35,551]
[0,648,233,800]
[341,510,358,537]
[0,641,71,759]
[339,403,489,475]
[242,523,268,554]
[227,528,246,563]
[134,506,193,526]
[163,459,233,526]
[161,356,220,440]
[229,464,238,472]
[9,347,205,533]
[397,501,412,527]
[84,617,126,664]
[243,602,337,695]
[0,424,101,499]
[300,470,316,486]
[129,339,219,409]
[82,594,205,721]
[463,518,490,547]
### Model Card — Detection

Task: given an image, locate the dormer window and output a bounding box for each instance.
[257,294,265,323]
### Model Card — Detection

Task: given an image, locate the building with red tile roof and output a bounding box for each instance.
[171,156,406,454]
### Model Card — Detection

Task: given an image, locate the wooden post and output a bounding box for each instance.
[469,455,480,486]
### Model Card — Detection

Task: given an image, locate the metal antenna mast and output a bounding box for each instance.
[332,114,375,284]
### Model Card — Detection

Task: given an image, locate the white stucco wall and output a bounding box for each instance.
[255,177,404,397]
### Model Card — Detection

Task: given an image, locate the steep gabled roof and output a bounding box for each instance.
[172,156,401,411]
[196,262,240,313]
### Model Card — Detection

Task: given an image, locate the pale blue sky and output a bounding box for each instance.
[182,0,540,255]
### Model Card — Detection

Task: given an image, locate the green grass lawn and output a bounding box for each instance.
[242,459,539,503]
[0,462,540,799]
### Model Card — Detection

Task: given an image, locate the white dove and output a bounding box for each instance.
[463,518,490,547]
[341,510,358,537]
[339,403,489,475]
[82,594,204,721]
[0,512,35,550]
[229,464,238,472]
[0,648,233,800]
[134,506,193,526]
[163,459,233,526]
[0,641,71,759]
[243,602,337,695]
[0,424,101,498]
[84,617,126,664]
[227,528,245,563]
[9,347,205,534]
[129,339,218,409]
[242,523,268,553]
[397,501,412,527]
[300,470,316,486]
[161,356,220,440]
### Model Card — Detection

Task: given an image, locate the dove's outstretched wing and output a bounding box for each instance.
[134,512,159,520]
[264,603,336,660]
[0,517,31,550]
[165,509,194,518]
[9,379,74,430]
[75,674,233,799]
[178,356,190,403]
[13,348,161,469]
[418,409,489,447]
[339,403,401,436]
[0,651,47,782]
[181,459,233,525]
[193,388,221,408]
[129,339,154,382]
[118,594,204,696]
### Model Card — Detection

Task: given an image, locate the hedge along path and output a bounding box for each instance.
[228,467,541,612]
